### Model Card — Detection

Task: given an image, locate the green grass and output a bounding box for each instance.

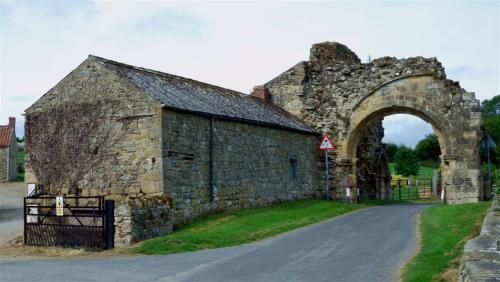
[402,202,490,282]
[389,163,437,179]
[417,166,435,178]
[16,150,25,182]
[134,200,367,255]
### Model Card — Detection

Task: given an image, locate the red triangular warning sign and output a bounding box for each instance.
[319,134,335,151]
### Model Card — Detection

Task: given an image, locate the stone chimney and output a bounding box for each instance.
[252,86,271,103]
[8,117,15,130]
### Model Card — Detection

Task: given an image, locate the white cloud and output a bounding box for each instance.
[382,114,434,148]
[1,1,498,140]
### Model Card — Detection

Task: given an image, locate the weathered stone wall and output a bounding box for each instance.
[0,148,7,182]
[265,42,482,203]
[459,193,500,281]
[162,110,211,226]
[0,130,17,182]
[162,109,321,227]
[115,195,173,244]
[8,132,17,181]
[24,57,166,246]
[355,119,387,199]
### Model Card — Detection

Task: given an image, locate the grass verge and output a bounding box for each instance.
[389,163,436,179]
[402,202,490,282]
[134,199,367,255]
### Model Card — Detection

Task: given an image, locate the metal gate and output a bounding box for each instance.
[24,193,114,250]
[391,178,437,201]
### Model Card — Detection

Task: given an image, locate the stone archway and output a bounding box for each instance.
[263,41,483,204]
[336,75,482,203]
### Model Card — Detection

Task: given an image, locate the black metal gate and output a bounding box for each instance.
[24,194,114,250]
[391,178,437,201]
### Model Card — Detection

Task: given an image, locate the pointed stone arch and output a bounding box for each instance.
[264,42,483,204]
[336,75,482,203]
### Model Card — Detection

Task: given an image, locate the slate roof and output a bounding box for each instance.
[0,127,13,148]
[91,56,316,134]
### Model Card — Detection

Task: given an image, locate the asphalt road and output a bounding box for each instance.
[0,204,430,282]
[0,208,23,245]
[0,182,24,245]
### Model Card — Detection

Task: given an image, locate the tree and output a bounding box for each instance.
[386,143,398,162]
[484,115,500,145]
[394,146,419,176]
[482,95,500,166]
[481,95,500,117]
[415,134,441,162]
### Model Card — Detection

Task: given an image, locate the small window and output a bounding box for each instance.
[289,156,298,179]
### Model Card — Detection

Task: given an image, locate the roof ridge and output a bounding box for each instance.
[86,55,316,134]
[89,55,247,98]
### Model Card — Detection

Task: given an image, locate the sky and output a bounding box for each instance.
[1,1,499,147]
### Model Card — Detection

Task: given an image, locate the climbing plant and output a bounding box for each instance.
[25,101,128,195]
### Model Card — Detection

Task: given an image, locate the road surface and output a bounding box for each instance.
[0,204,430,282]
[0,182,24,245]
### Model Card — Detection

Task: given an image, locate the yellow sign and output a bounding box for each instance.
[56,196,64,216]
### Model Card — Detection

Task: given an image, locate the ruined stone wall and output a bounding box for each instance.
[162,110,321,227]
[24,57,167,246]
[356,119,385,199]
[265,42,482,203]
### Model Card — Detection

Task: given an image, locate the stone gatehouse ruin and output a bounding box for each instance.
[24,42,483,245]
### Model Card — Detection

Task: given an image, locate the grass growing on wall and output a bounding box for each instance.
[402,202,490,282]
[133,200,367,255]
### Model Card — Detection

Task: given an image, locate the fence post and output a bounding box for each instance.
[398,180,402,201]
[105,200,115,249]
[23,197,27,245]
[416,180,418,199]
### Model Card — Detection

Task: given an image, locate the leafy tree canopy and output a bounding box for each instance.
[481,95,500,117]
[415,134,441,162]
[482,95,500,166]
[386,143,398,162]
[484,116,500,144]
[394,145,419,177]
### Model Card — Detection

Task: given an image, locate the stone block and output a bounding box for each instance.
[141,181,160,194]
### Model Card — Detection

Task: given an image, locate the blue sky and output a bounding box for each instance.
[1,1,499,147]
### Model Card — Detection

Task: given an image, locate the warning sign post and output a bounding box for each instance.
[319,134,335,200]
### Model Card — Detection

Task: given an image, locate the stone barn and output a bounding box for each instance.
[25,41,483,246]
[0,117,17,182]
[24,55,321,245]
